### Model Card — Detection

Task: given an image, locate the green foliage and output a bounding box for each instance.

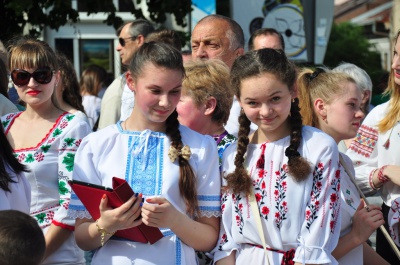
[1,0,192,44]
[324,22,386,91]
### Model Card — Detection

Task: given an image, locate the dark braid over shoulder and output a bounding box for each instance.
[165,110,199,217]
[225,111,253,196]
[286,98,311,181]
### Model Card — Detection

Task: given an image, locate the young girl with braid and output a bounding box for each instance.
[213,48,342,265]
[69,42,221,265]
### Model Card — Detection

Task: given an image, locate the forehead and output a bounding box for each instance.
[254,34,282,49]
[119,23,132,37]
[192,20,230,42]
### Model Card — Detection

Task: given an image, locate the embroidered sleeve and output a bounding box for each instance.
[67,133,100,220]
[53,115,91,229]
[346,116,380,195]
[294,145,341,265]
[389,198,400,247]
[196,135,222,218]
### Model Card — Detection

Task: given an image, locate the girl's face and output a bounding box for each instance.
[11,66,58,107]
[318,81,364,143]
[239,72,294,142]
[176,93,207,133]
[392,35,400,86]
[127,62,182,130]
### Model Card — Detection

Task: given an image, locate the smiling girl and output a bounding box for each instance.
[1,38,91,264]
[69,42,221,265]
[213,48,341,265]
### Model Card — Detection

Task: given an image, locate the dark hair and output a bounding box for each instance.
[80,65,107,96]
[0,58,8,98]
[127,42,199,216]
[227,48,310,195]
[0,210,45,265]
[56,52,85,113]
[0,125,29,192]
[248,27,285,51]
[145,29,182,51]
[198,15,245,49]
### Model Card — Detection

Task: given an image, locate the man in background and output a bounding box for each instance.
[248,27,285,51]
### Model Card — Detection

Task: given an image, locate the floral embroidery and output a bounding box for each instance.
[25,153,35,163]
[41,144,51,153]
[306,162,324,231]
[274,164,289,229]
[218,233,229,251]
[253,168,269,221]
[62,153,75,172]
[2,120,9,128]
[64,138,76,146]
[52,128,62,137]
[221,193,228,214]
[233,193,244,234]
[59,182,69,195]
[34,152,45,162]
[329,167,341,233]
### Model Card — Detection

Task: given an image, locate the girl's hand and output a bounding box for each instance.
[97,193,143,233]
[350,199,384,244]
[141,197,182,229]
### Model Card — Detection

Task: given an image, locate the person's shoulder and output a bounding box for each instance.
[179,125,215,147]
[302,126,336,147]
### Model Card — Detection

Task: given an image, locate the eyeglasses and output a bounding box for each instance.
[118,36,137,47]
[11,67,55,87]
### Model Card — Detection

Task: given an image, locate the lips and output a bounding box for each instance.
[27,90,41,96]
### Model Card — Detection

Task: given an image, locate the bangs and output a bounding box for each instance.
[9,41,57,71]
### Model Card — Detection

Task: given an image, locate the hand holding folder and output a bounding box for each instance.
[69,177,163,244]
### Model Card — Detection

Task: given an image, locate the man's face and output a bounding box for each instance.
[116,23,140,66]
[252,34,283,50]
[191,19,241,69]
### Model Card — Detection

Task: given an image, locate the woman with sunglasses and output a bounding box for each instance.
[1,38,91,264]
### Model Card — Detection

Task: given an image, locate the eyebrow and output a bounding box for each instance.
[243,90,282,100]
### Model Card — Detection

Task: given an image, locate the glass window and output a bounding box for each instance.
[79,39,114,74]
[55,39,74,64]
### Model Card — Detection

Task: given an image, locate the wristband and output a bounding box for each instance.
[95,219,115,246]
[377,165,389,184]
[369,168,378,190]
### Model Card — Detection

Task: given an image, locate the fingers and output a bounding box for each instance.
[99,193,110,212]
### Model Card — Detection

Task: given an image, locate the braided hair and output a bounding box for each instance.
[128,42,199,216]
[227,48,310,196]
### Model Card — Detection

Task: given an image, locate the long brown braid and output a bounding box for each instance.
[285,98,311,181]
[225,110,252,195]
[166,110,199,217]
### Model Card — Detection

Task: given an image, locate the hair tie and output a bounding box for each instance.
[285,147,300,159]
[309,68,325,82]
[168,145,191,163]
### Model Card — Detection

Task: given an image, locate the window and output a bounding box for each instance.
[79,39,114,74]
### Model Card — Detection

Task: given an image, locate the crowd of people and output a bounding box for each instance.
[1,13,400,265]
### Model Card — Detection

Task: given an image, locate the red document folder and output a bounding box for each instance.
[68,177,163,244]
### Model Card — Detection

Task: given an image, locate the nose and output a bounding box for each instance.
[356,108,365,120]
[195,43,208,59]
[159,95,170,108]
[259,104,272,116]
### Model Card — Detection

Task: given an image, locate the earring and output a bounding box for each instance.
[292,98,295,103]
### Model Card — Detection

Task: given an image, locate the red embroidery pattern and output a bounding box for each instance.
[329,166,341,233]
[274,164,289,229]
[349,124,378,158]
[232,193,244,234]
[253,168,269,221]
[218,233,229,251]
[306,162,324,231]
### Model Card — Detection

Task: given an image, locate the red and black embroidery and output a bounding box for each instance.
[274,164,289,229]
[349,124,378,158]
[306,162,324,231]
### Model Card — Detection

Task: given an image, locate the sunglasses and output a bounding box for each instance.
[118,36,138,47]
[11,67,55,87]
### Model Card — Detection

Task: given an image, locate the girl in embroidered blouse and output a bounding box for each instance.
[69,42,221,265]
[213,48,341,265]
[346,30,400,264]
[1,37,91,264]
[297,68,387,265]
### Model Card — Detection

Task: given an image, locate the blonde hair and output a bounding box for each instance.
[378,30,400,133]
[297,68,356,128]
[182,59,232,125]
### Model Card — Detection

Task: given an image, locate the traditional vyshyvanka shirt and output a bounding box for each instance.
[68,122,221,265]
[214,126,341,265]
[1,111,91,265]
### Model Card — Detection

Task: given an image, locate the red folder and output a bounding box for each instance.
[68,177,163,244]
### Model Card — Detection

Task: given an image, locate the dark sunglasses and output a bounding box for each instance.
[11,67,55,87]
[118,36,138,47]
